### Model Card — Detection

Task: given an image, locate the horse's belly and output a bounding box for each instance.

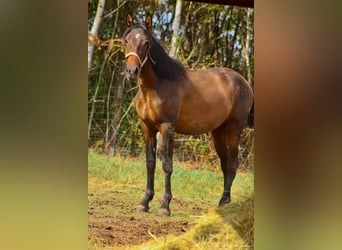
[175,123,207,135]
[176,94,232,135]
[175,116,226,135]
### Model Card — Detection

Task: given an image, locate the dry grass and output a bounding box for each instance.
[115,195,254,250]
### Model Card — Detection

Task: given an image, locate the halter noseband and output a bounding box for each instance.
[125,46,156,70]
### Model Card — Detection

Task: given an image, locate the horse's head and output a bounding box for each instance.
[122,13,153,81]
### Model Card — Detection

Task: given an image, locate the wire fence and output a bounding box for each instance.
[88,91,254,170]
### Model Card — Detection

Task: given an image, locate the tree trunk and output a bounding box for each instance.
[223,6,233,67]
[170,0,182,58]
[88,0,106,72]
[227,8,242,67]
[109,76,125,155]
[243,8,252,83]
[212,10,220,66]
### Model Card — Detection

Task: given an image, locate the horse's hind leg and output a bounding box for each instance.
[213,120,244,206]
[212,124,229,202]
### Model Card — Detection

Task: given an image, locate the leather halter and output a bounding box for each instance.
[125,47,156,70]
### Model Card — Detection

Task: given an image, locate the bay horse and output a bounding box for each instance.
[122,13,254,216]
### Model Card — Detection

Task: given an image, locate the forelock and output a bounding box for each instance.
[122,24,148,39]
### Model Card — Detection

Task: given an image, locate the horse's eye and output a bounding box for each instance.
[124,39,128,44]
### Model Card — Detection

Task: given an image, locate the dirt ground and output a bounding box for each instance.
[88,213,189,247]
[88,190,198,248]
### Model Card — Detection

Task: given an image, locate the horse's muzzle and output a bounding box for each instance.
[125,65,139,81]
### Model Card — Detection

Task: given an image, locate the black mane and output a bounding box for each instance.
[149,36,187,80]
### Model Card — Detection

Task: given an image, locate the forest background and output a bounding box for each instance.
[88,0,254,169]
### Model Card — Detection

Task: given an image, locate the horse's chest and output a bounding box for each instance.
[136,94,163,124]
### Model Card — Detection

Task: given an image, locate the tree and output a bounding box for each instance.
[87,1,254,160]
[243,8,253,83]
[170,0,182,58]
[88,0,106,72]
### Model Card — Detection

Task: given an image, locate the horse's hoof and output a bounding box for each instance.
[137,205,149,213]
[218,198,231,207]
[158,208,170,217]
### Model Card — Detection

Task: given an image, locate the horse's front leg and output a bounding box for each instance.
[137,123,157,213]
[159,123,175,216]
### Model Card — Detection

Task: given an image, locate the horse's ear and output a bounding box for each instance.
[145,13,152,30]
[126,13,134,27]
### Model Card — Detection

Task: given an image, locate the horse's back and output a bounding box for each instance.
[175,67,252,135]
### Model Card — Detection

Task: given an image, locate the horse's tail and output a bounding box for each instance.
[247,101,254,128]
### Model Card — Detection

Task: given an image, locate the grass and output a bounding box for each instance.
[88,151,254,249]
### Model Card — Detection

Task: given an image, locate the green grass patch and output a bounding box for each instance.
[88,152,253,205]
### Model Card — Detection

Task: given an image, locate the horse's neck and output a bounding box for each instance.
[139,62,158,89]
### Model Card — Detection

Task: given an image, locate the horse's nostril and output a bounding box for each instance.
[134,67,139,75]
